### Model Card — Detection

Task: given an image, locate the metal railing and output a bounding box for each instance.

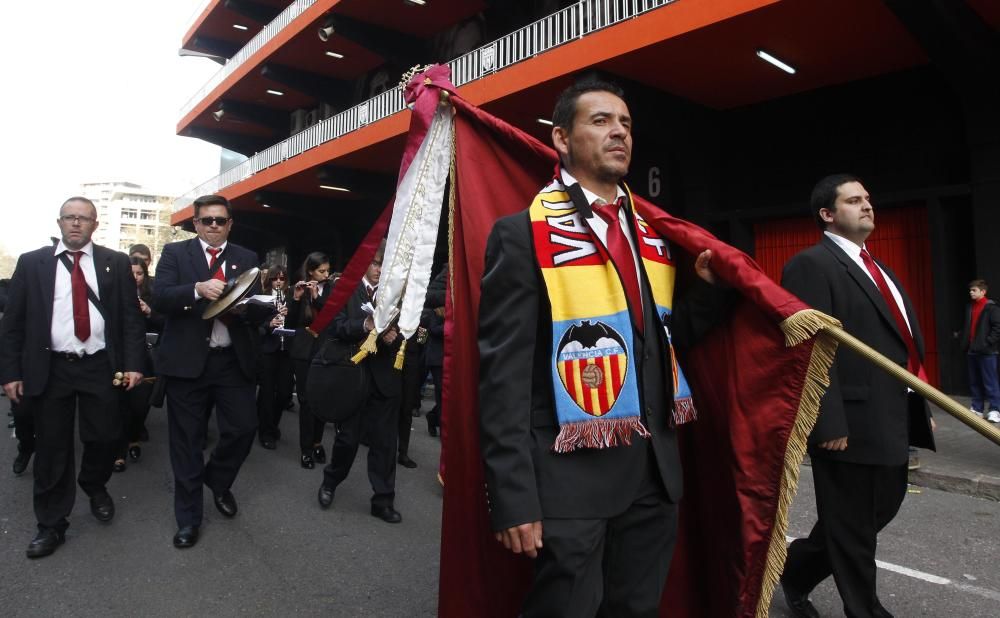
[174,0,675,211]
[179,0,315,118]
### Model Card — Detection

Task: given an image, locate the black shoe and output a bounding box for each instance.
[90,492,115,523]
[26,529,65,559]
[113,458,127,473]
[781,580,820,618]
[317,484,334,509]
[173,525,199,549]
[312,445,327,464]
[213,489,238,518]
[260,436,276,450]
[397,453,417,468]
[128,444,142,462]
[12,449,33,475]
[301,454,315,469]
[370,505,402,524]
[428,425,439,437]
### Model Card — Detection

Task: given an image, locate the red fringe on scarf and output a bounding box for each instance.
[552,417,652,453]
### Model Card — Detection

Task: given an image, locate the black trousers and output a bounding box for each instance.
[522,446,676,618]
[398,352,425,456]
[322,387,399,508]
[115,380,153,457]
[426,365,442,431]
[292,358,326,453]
[31,352,119,533]
[783,457,908,618]
[11,397,36,453]
[166,349,257,528]
[256,350,293,441]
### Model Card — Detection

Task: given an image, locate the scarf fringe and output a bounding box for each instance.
[552,417,652,454]
[755,311,840,618]
[672,397,697,426]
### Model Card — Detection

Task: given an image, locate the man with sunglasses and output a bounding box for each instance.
[0,197,146,558]
[152,195,266,549]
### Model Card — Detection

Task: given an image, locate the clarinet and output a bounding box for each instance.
[274,288,287,351]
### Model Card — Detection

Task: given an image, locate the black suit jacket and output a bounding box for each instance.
[151,238,262,380]
[0,244,146,397]
[285,284,332,361]
[782,234,933,466]
[477,209,731,531]
[331,282,402,399]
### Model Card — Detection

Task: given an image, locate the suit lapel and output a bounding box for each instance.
[38,249,57,330]
[188,238,210,281]
[821,235,905,344]
[93,246,114,301]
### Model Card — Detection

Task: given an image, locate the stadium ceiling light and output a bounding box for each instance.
[261,203,271,208]
[320,185,351,192]
[233,24,249,31]
[756,50,796,74]
[536,118,554,126]
[325,51,345,59]
[266,89,284,96]
[404,0,427,6]
[212,108,225,122]
[318,16,336,42]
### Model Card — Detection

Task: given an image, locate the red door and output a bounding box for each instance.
[753,204,939,387]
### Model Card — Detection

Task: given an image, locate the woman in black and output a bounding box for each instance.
[256,265,294,449]
[113,257,163,471]
[284,252,332,469]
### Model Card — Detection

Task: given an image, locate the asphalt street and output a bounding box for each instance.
[3,398,999,617]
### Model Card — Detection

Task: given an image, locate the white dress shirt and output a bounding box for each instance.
[194,238,232,348]
[560,169,643,311]
[51,241,106,355]
[824,231,912,333]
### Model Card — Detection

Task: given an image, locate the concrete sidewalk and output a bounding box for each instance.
[908,396,1000,501]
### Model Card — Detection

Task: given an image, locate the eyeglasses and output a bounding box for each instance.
[197,216,231,227]
[60,215,96,225]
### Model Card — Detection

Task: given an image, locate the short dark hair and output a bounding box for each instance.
[193,194,232,218]
[969,279,988,292]
[810,173,863,230]
[552,77,626,131]
[61,196,97,218]
[129,243,152,258]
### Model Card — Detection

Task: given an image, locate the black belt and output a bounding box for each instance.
[208,346,233,354]
[52,350,106,362]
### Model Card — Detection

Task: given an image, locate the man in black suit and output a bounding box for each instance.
[152,194,266,548]
[779,174,934,618]
[478,80,726,616]
[317,257,405,523]
[0,196,145,558]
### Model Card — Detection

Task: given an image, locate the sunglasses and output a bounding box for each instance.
[197,216,230,226]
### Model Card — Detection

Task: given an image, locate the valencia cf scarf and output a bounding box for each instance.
[530,176,697,453]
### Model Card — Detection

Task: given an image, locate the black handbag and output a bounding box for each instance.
[306,338,369,424]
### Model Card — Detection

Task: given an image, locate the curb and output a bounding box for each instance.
[908,469,1000,502]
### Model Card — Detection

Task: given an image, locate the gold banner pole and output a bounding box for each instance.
[820,325,1000,447]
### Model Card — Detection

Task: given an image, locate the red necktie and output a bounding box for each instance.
[593,198,643,333]
[69,251,91,342]
[207,247,226,282]
[859,249,927,381]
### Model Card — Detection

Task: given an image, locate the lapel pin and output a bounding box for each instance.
[105,266,111,272]
[231,264,237,270]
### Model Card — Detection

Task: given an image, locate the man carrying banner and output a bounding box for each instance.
[477,79,734,616]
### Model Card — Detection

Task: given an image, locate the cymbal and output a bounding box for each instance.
[203,267,261,320]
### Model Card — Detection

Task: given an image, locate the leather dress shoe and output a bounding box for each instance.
[397,453,417,468]
[90,492,115,522]
[26,529,65,559]
[213,489,238,518]
[260,436,276,450]
[781,580,820,618]
[371,505,402,524]
[301,453,315,469]
[317,484,334,509]
[312,445,327,464]
[12,449,33,475]
[128,444,142,462]
[173,525,200,548]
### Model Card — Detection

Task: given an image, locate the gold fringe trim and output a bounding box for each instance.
[780,308,842,347]
[394,339,408,371]
[755,311,840,618]
[446,117,456,306]
[305,327,319,338]
[350,330,379,365]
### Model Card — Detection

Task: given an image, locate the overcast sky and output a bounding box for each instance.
[0,1,222,257]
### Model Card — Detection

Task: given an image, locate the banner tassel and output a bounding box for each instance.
[351,330,379,364]
[394,339,408,371]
